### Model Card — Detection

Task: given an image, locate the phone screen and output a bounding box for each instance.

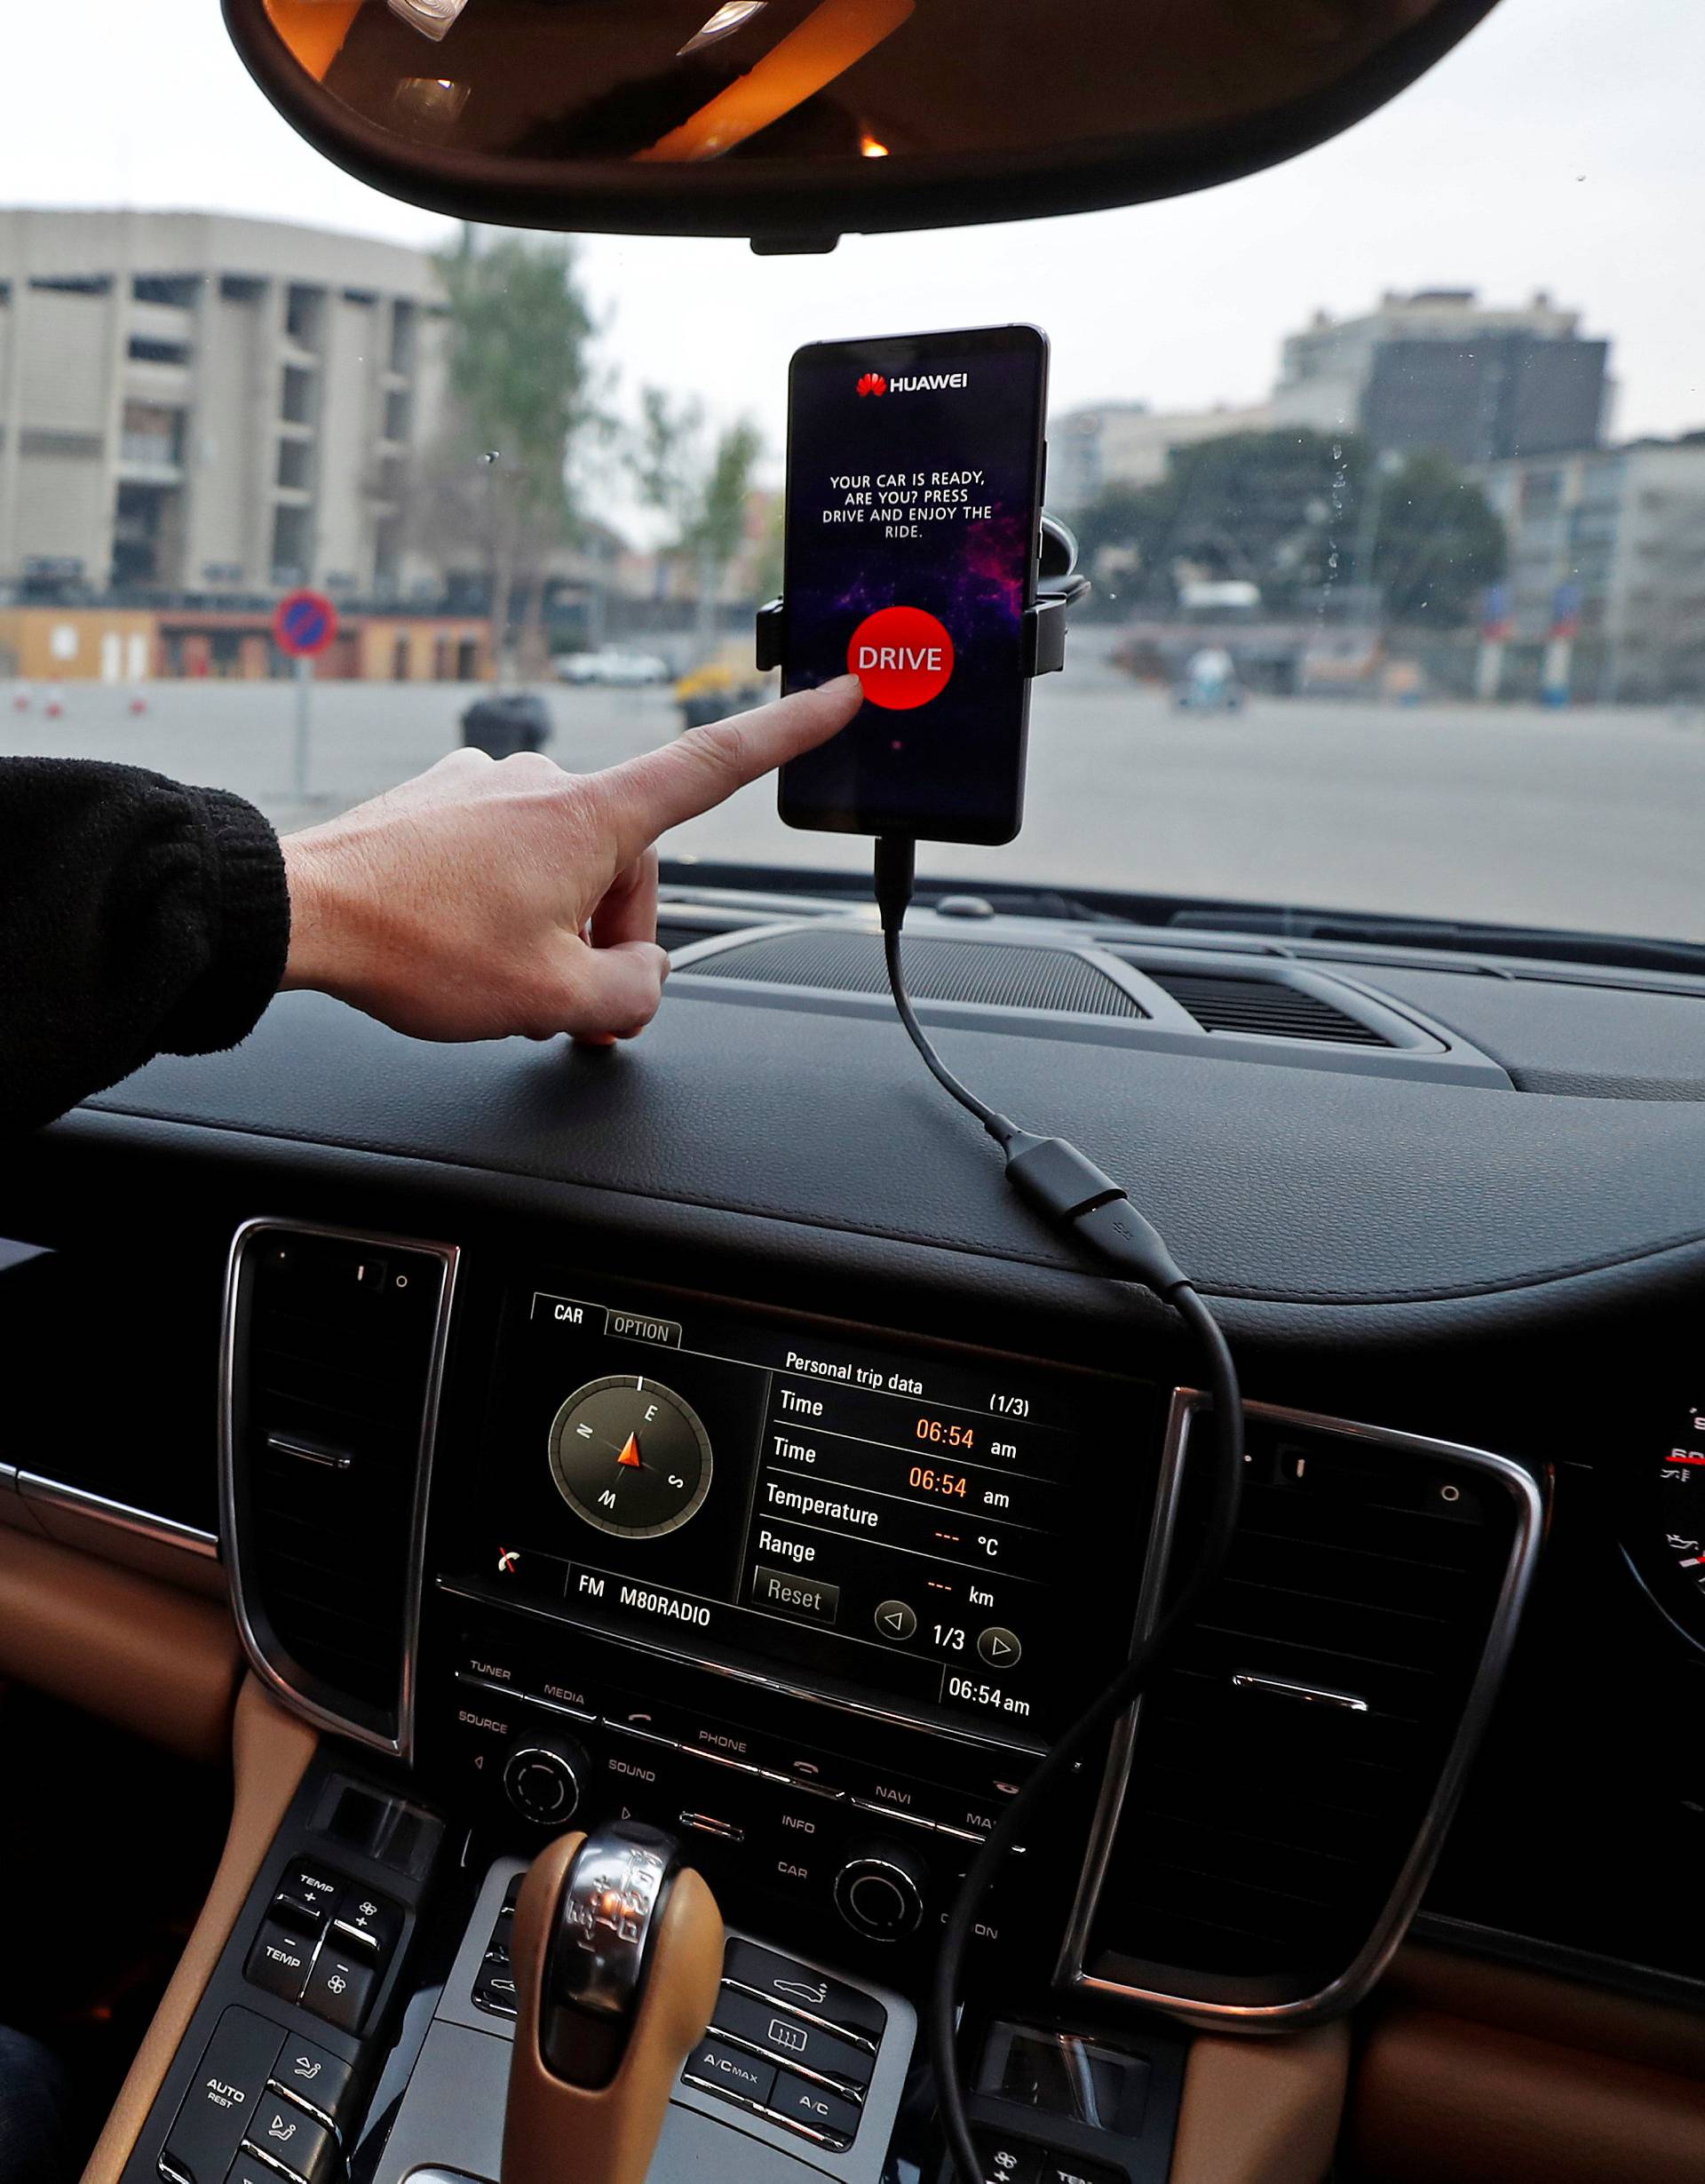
[777,324,1049,846]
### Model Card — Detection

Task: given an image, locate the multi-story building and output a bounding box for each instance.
[1271,289,1609,465]
[1475,440,1705,701]
[0,208,449,600]
[1048,400,1273,513]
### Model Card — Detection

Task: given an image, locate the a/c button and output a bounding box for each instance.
[685,2037,775,2109]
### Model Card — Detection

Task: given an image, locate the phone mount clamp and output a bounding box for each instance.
[753,512,1090,679]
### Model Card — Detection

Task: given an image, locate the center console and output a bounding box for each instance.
[419,1271,1159,1976]
[195,1216,1544,2184]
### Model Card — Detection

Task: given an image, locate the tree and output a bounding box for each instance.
[630,388,765,640]
[424,230,607,678]
[1074,429,1504,625]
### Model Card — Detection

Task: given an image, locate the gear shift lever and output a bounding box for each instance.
[503,1823,724,2184]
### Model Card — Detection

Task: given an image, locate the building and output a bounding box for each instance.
[0,208,450,603]
[1474,440,1705,701]
[1048,400,1273,513]
[1271,290,1609,465]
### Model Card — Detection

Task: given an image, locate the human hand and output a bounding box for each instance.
[279,675,861,1044]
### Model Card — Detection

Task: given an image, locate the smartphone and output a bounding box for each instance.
[776,324,1050,846]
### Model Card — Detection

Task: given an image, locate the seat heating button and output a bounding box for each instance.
[159,2006,283,2184]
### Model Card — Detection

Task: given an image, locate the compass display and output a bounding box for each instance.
[548,1375,714,1540]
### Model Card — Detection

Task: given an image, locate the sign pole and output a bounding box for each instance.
[293,654,313,801]
[272,588,338,805]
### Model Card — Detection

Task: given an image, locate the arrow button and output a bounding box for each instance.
[873,1600,917,1641]
[977,1626,1022,1667]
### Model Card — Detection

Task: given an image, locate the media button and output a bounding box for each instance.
[874,1600,916,1641]
[750,1566,841,1626]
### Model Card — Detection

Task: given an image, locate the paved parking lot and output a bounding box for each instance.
[8,642,1705,945]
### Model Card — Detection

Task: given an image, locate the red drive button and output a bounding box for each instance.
[847,607,955,711]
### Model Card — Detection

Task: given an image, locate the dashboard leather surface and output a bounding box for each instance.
[69,987,1705,1316]
[0,1527,239,1760]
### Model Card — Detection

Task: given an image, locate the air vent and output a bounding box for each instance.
[1084,1408,1534,2013]
[224,1223,455,1754]
[684,929,1147,1018]
[1141,969,1392,1045]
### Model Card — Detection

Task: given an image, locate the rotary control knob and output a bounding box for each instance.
[833,1843,926,1941]
[503,1733,589,1828]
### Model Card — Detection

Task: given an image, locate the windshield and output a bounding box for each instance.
[4,0,1701,947]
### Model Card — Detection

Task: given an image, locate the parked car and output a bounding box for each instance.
[554,647,671,687]
[458,689,552,757]
[676,654,769,729]
[1172,646,1245,711]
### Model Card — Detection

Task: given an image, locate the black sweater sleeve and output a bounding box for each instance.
[1,758,291,1133]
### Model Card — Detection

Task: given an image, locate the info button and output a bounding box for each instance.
[750,1566,840,1626]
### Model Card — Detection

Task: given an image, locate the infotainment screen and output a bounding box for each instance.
[452,1278,1162,1748]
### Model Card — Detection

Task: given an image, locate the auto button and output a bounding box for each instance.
[159,2007,283,2184]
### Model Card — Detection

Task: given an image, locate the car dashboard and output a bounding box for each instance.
[7,886,1705,2184]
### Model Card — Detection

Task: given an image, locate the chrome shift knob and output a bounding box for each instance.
[504,1824,724,2184]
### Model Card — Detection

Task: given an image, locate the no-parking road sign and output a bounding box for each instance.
[273,589,338,658]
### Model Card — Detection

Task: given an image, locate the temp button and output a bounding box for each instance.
[750,1568,840,1625]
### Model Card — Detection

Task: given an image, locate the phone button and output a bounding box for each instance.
[846,607,954,710]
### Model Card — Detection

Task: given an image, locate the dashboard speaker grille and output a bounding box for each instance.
[1088,1412,1529,2006]
[226,1225,451,1750]
[1138,968,1393,1045]
[684,929,1147,1018]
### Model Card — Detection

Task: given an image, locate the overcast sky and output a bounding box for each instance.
[5,0,1701,490]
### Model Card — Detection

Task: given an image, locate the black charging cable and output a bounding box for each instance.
[873,836,1246,2184]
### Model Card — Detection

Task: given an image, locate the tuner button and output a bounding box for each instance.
[504,1735,588,1828]
[834,1846,924,1941]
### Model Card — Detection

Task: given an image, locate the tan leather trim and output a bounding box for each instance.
[1169,2021,1350,2184]
[0,1525,240,1761]
[1345,2002,1705,2184]
[1384,1941,1705,2080]
[505,1834,726,2184]
[80,1679,319,2184]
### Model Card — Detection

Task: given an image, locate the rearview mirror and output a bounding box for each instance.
[227,0,1503,248]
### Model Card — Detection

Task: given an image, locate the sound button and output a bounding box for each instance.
[874,1600,917,1641]
[977,1626,1022,1667]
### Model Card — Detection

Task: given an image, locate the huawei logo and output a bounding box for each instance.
[856,372,888,399]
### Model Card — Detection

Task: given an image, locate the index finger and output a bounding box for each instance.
[591,675,863,863]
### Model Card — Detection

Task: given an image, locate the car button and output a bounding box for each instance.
[721,1939,886,2045]
[683,2037,775,2109]
[710,1988,874,2090]
[159,2007,283,2184]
